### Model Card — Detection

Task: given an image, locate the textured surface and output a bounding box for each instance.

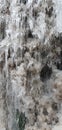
[0,0,62,130]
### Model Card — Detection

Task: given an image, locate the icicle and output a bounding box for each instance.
[5,48,8,79]
[16,18,20,29]
[5,47,9,96]
[21,47,23,60]
[4,0,6,5]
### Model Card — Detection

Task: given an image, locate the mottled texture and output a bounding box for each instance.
[0,0,62,130]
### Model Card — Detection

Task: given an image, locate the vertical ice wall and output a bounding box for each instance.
[0,0,62,130]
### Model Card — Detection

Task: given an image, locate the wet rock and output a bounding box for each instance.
[20,0,28,4]
[28,30,33,38]
[55,50,62,70]
[51,102,58,111]
[0,21,6,41]
[7,47,14,59]
[54,117,59,124]
[32,8,38,20]
[50,34,62,49]
[40,64,52,81]
[8,58,16,70]
[41,50,48,58]
[56,60,62,70]
[16,111,27,130]
[45,7,53,17]
[16,47,21,57]
[22,46,29,57]
[54,74,62,101]
[43,107,48,115]
[0,60,4,72]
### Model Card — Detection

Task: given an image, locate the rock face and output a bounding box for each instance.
[0,0,62,130]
